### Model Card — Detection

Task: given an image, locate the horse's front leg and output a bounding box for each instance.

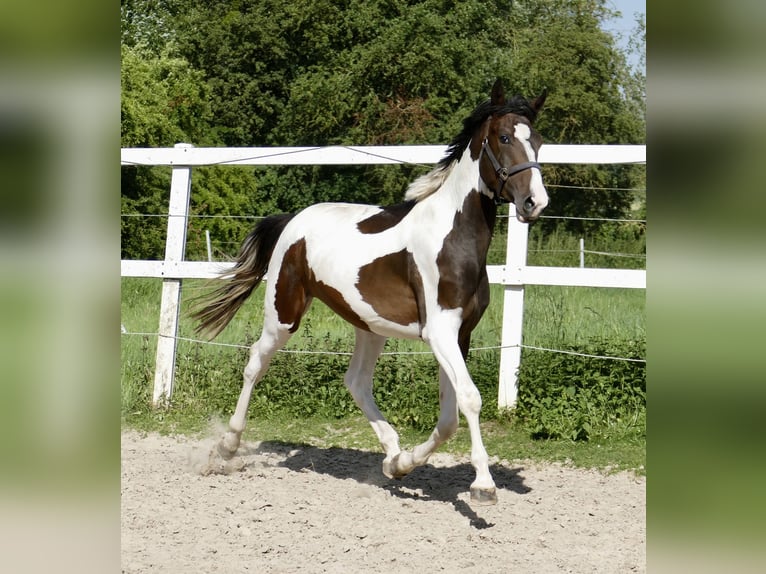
[212,319,292,463]
[425,323,497,504]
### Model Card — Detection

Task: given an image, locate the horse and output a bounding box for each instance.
[192,79,548,505]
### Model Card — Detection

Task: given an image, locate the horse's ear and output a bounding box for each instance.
[491,78,506,106]
[531,88,548,113]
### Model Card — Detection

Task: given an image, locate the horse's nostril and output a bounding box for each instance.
[524,197,535,213]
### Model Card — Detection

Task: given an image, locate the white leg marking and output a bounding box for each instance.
[425,316,496,496]
[218,310,293,458]
[405,366,459,467]
[343,329,402,473]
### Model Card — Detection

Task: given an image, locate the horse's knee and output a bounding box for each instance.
[457,384,482,415]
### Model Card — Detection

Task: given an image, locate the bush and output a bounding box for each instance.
[124,334,646,444]
[515,338,646,441]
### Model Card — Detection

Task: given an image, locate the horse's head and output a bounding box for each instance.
[479,80,548,223]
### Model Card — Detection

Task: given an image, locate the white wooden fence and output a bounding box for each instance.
[121,143,646,408]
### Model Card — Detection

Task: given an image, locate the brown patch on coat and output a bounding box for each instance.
[356,201,417,234]
[356,249,422,328]
[274,240,310,333]
[436,191,496,315]
[275,239,369,333]
[457,272,490,359]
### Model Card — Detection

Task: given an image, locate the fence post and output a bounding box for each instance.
[580,237,585,268]
[497,216,529,409]
[152,143,194,406]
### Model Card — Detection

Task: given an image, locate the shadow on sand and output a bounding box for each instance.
[242,441,531,529]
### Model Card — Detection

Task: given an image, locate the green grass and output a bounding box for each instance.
[120,280,644,358]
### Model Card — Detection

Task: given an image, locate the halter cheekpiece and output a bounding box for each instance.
[481,138,541,205]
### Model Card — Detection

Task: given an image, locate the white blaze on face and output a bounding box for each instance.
[514,123,548,218]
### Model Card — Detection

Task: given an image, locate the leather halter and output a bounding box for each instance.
[481,138,541,204]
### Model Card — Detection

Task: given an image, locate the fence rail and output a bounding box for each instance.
[120,143,646,407]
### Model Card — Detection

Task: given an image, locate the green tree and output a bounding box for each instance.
[122,0,646,256]
[121,0,175,54]
[495,0,645,234]
[121,43,257,259]
[121,43,209,259]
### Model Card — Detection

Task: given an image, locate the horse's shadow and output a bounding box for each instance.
[243,440,531,529]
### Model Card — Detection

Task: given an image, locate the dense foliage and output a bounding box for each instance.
[515,339,645,441]
[123,327,645,442]
[121,0,645,259]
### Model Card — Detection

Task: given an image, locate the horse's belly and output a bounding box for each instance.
[312,281,422,340]
[362,314,421,339]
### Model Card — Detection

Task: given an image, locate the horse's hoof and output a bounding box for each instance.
[216,441,237,461]
[199,452,246,476]
[382,454,407,480]
[470,486,498,506]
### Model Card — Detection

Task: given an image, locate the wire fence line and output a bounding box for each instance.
[185,244,647,255]
[183,241,647,253]
[525,247,644,259]
[123,209,647,263]
[120,212,647,224]
[545,183,645,192]
[121,213,265,220]
[120,330,646,364]
[537,214,645,223]
[582,250,646,259]
[120,145,328,168]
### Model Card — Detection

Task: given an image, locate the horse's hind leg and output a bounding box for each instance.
[344,329,403,476]
[216,317,293,460]
[386,366,458,477]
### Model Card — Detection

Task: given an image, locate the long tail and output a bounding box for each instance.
[191,213,295,338]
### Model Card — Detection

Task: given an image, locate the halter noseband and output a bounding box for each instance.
[481,138,541,204]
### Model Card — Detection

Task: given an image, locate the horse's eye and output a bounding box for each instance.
[499,135,511,144]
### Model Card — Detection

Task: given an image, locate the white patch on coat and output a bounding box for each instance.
[514,123,535,161]
[265,147,482,339]
[513,122,548,219]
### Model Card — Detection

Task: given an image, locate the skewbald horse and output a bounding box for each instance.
[192,79,548,504]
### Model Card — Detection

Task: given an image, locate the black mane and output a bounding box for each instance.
[439,95,539,168]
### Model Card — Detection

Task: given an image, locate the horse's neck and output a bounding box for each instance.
[417,149,496,253]
[430,147,491,214]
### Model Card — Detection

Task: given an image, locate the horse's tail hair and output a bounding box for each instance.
[191,213,295,339]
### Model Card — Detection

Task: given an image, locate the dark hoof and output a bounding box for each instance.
[470,486,498,506]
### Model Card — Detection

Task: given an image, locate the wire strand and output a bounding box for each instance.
[121,331,645,363]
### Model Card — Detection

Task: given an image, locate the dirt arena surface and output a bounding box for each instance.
[121,430,645,573]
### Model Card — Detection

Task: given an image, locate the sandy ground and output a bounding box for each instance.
[121,430,645,573]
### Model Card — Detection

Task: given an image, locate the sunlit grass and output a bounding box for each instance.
[126,410,645,475]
